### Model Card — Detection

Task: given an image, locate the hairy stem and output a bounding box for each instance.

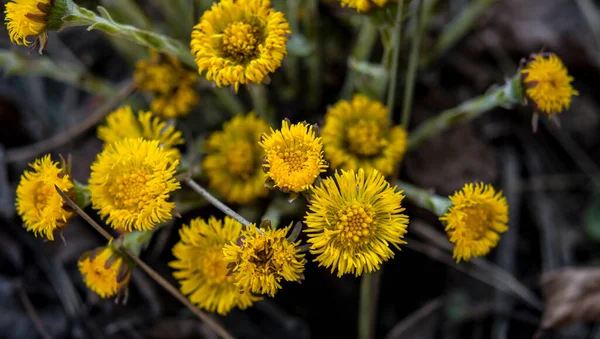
[400,0,425,127]
[395,181,451,216]
[386,0,406,120]
[358,270,382,339]
[341,17,379,99]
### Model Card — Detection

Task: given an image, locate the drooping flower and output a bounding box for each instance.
[203,112,270,204]
[78,245,132,298]
[440,183,509,262]
[223,224,305,297]
[134,51,199,118]
[15,154,74,241]
[98,105,184,160]
[322,95,407,176]
[305,169,409,277]
[259,120,327,193]
[521,53,578,116]
[339,0,388,12]
[190,0,291,92]
[4,0,53,51]
[170,217,262,314]
[88,138,181,232]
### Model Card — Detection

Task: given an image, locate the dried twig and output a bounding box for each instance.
[15,279,53,339]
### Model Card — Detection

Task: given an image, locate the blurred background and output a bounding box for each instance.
[1,0,600,338]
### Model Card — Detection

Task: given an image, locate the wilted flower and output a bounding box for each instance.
[170,217,262,314]
[78,245,132,298]
[440,183,509,262]
[305,169,409,277]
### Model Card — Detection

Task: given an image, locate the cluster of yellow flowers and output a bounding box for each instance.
[5,0,580,320]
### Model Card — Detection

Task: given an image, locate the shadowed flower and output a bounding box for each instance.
[339,0,388,12]
[190,0,291,92]
[305,169,409,277]
[204,112,270,204]
[170,217,262,314]
[98,105,184,160]
[223,224,305,297]
[322,95,407,176]
[259,120,327,193]
[521,53,578,116]
[440,183,509,262]
[5,0,52,51]
[135,51,199,118]
[15,154,73,241]
[78,246,132,298]
[89,138,180,232]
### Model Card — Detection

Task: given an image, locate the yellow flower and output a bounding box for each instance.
[305,169,409,277]
[339,0,388,12]
[204,112,270,204]
[98,105,184,160]
[521,53,578,116]
[322,95,407,176]
[190,0,291,92]
[135,51,199,118]
[440,183,509,262]
[170,217,262,314]
[78,246,132,298]
[223,224,305,297]
[259,120,327,193]
[89,138,181,232]
[15,154,73,241]
[4,0,51,49]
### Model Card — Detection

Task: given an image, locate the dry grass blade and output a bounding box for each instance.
[384,298,443,339]
[535,267,600,338]
[54,186,235,339]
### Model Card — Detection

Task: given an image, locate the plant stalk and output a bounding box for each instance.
[341,17,379,99]
[386,0,406,119]
[358,270,382,339]
[400,0,425,128]
[395,181,451,216]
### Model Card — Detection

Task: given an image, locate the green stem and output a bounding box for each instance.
[303,0,321,110]
[395,181,451,216]
[385,0,406,118]
[358,270,382,339]
[420,0,498,67]
[249,84,272,124]
[0,50,115,96]
[399,0,425,128]
[407,72,523,150]
[341,17,378,99]
[213,87,244,115]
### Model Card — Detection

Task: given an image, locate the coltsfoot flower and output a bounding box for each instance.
[339,0,388,12]
[98,105,184,160]
[190,0,291,92]
[135,51,199,118]
[440,183,509,262]
[89,138,181,232]
[322,95,407,176]
[170,217,262,314]
[305,169,409,277]
[259,120,327,194]
[5,0,52,51]
[78,245,132,298]
[204,113,270,204]
[15,154,74,241]
[223,224,305,297]
[521,53,578,117]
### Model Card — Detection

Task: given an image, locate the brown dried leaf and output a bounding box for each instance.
[538,268,600,334]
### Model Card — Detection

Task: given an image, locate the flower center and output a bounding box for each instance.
[109,168,158,210]
[227,141,255,178]
[462,205,493,240]
[34,183,53,209]
[346,120,385,156]
[277,149,309,172]
[221,22,261,63]
[336,204,375,243]
[201,249,232,284]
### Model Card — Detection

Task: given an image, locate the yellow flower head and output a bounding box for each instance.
[322,95,407,176]
[521,53,578,116]
[204,112,270,204]
[223,224,305,297]
[339,0,388,12]
[4,0,52,48]
[98,105,184,160]
[305,169,409,277]
[259,120,328,193]
[190,0,291,92]
[15,154,73,241]
[135,52,199,118]
[89,138,181,232]
[170,217,262,314]
[440,183,509,262]
[78,246,132,298]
